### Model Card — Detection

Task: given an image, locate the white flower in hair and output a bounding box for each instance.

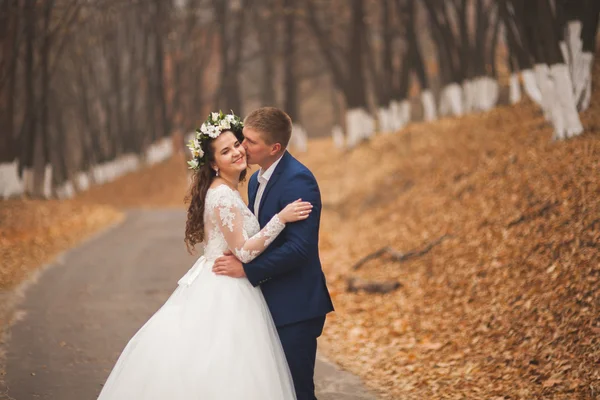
[208,125,221,139]
[219,119,231,130]
[187,158,199,170]
[200,123,209,134]
[191,143,203,158]
[186,138,202,158]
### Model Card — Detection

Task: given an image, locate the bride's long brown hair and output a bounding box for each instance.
[184,129,247,253]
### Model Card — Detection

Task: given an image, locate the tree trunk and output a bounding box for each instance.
[283,0,298,121]
[305,0,373,147]
[534,0,583,139]
[19,0,37,189]
[154,0,170,138]
[570,0,600,111]
[0,0,19,164]
[33,0,55,197]
[214,0,247,114]
[423,0,463,116]
[256,0,277,106]
[346,0,367,109]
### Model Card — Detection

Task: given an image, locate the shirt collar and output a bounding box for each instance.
[258,153,284,183]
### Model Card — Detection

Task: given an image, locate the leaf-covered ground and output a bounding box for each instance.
[2,80,600,399]
[0,154,193,293]
[297,96,600,397]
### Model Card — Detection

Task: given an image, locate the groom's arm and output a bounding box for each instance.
[242,171,321,286]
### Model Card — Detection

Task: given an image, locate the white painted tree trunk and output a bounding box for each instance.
[559,41,570,65]
[521,68,543,106]
[55,180,75,199]
[421,90,437,121]
[389,100,403,130]
[509,73,522,104]
[377,105,394,133]
[578,52,594,111]
[438,91,449,117]
[42,164,52,198]
[1,138,177,199]
[0,160,24,199]
[565,21,582,78]
[442,83,465,115]
[560,19,597,120]
[488,78,500,110]
[476,77,499,111]
[92,154,140,185]
[551,63,584,139]
[22,168,34,196]
[399,100,411,126]
[145,137,173,164]
[475,78,485,111]
[534,64,553,121]
[331,125,345,149]
[290,123,308,152]
[345,108,375,149]
[563,21,593,111]
[76,171,91,191]
[462,79,475,112]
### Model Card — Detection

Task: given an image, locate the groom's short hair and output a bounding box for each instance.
[244,107,292,148]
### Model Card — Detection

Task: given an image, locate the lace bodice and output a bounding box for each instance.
[202,185,286,262]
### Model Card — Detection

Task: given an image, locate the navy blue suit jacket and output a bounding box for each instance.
[243,151,334,327]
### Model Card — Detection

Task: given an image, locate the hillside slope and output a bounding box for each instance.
[298,77,600,397]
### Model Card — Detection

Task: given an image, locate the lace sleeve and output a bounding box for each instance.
[210,187,286,263]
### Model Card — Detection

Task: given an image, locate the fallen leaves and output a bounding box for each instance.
[0,155,199,304]
[0,198,123,290]
[296,61,600,398]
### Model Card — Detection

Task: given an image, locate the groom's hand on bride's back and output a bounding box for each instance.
[213,250,246,278]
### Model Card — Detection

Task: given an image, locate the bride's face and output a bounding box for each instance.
[211,132,247,177]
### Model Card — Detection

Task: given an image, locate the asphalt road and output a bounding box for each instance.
[2,210,377,400]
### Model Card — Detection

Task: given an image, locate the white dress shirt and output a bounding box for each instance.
[253,154,284,217]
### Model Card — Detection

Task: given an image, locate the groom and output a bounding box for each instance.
[213,107,334,400]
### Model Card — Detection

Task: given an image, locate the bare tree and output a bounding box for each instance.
[305,0,374,148]
[499,0,595,139]
[213,0,250,114]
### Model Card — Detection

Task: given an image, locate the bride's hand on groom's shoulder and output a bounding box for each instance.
[213,251,245,278]
[278,199,313,224]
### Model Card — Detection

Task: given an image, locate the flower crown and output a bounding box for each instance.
[187,111,244,170]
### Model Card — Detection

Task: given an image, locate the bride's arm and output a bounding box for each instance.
[215,203,286,263]
[214,198,311,263]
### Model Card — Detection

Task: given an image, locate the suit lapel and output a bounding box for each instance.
[258,152,290,222]
[248,174,258,214]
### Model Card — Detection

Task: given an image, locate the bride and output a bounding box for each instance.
[97,112,312,399]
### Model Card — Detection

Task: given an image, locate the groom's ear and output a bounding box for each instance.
[270,143,282,155]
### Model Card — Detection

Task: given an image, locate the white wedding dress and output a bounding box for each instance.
[97,184,296,399]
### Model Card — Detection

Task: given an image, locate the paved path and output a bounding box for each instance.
[2,210,377,400]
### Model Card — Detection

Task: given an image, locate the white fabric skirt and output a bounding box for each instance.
[97,256,296,400]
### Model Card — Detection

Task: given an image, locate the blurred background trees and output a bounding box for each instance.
[1,0,598,199]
